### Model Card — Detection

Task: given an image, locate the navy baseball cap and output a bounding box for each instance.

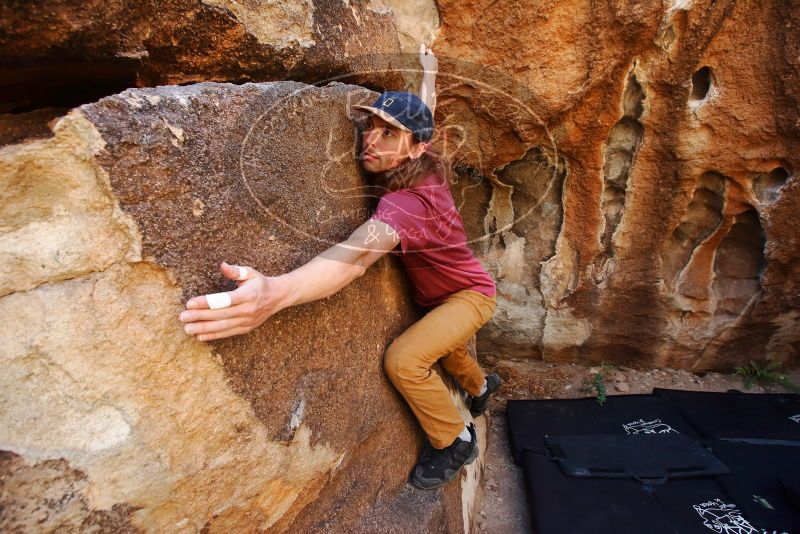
[352,91,434,143]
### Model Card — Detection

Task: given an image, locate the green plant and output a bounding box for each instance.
[734,361,800,394]
[579,362,617,406]
[591,372,608,406]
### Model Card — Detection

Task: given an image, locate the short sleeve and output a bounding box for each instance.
[371,191,427,253]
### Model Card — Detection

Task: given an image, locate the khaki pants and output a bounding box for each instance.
[384,289,497,449]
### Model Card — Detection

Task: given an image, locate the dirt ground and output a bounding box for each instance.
[472,357,800,534]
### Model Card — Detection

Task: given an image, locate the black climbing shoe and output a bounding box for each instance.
[469,372,501,417]
[410,424,478,490]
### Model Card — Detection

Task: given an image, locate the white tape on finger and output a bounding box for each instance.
[207,292,232,310]
[237,266,249,281]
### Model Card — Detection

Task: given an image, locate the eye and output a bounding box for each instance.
[383,129,392,136]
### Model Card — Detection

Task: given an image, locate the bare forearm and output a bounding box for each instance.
[275,246,364,308]
[179,219,397,342]
[420,71,437,117]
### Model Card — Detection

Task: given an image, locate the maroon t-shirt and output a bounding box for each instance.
[371,171,496,308]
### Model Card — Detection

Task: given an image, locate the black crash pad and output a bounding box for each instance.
[522,449,779,534]
[506,394,699,464]
[654,388,800,444]
[703,439,800,533]
[545,433,730,483]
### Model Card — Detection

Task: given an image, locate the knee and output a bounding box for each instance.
[383,343,403,384]
[384,343,425,385]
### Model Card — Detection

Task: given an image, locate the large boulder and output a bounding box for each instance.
[431,0,800,370]
[0,0,417,112]
[0,82,487,533]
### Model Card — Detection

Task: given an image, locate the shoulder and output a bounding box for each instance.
[375,189,426,215]
[372,190,429,235]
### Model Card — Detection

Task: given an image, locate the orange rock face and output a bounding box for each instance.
[434,0,800,370]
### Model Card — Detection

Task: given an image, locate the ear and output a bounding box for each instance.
[411,141,428,160]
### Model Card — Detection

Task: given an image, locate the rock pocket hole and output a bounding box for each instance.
[599,117,644,249]
[689,66,713,103]
[753,167,790,204]
[623,74,645,119]
[661,172,726,288]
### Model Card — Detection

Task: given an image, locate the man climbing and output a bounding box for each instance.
[179,44,501,490]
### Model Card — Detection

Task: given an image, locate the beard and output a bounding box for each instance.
[364,152,436,195]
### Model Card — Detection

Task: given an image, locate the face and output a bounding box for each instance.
[359,114,427,173]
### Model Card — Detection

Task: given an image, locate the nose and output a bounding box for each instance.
[363,128,379,152]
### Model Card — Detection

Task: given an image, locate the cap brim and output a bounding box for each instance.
[351,105,413,134]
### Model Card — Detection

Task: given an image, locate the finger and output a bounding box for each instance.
[220,260,251,281]
[226,262,259,286]
[186,291,230,310]
[230,264,255,281]
[180,303,250,323]
[185,317,248,336]
[186,284,250,310]
[195,325,251,342]
[236,265,257,281]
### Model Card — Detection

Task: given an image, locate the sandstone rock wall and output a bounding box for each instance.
[4,0,799,375]
[0,82,486,533]
[433,0,800,370]
[3,1,799,531]
[0,0,417,112]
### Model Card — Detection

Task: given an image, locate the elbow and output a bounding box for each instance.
[354,258,368,278]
